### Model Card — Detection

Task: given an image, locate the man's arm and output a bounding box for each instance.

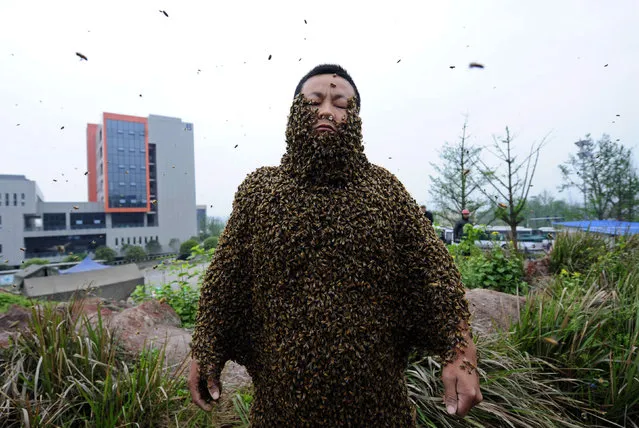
[189,174,257,408]
[391,178,481,416]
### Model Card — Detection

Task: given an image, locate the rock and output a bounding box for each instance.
[0,305,32,348]
[465,288,525,336]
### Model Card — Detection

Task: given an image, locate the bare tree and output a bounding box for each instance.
[428,118,487,226]
[475,127,547,250]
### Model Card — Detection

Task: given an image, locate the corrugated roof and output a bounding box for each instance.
[553,220,639,236]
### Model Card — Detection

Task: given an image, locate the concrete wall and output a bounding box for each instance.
[23,263,143,301]
[148,115,197,249]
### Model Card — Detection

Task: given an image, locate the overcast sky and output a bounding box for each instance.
[1,0,638,218]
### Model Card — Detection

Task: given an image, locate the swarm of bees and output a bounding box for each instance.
[191,95,471,426]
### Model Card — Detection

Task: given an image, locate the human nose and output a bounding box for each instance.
[317,100,336,122]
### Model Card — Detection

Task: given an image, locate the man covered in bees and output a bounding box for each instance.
[189,64,482,426]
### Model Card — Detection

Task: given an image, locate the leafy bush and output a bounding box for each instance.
[458,246,528,295]
[95,246,117,263]
[451,225,528,295]
[21,258,49,268]
[132,283,200,328]
[124,245,146,262]
[145,239,162,254]
[203,235,219,250]
[63,252,87,263]
[179,239,199,257]
[0,292,33,313]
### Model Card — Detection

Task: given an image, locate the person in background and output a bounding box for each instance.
[453,209,472,243]
[421,204,434,224]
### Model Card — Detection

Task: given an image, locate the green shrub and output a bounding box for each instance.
[132,283,200,328]
[179,239,199,257]
[124,245,146,262]
[0,293,33,313]
[458,246,528,295]
[63,252,87,263]
[203,235,219,250]
[21,258,49,268]
[95,246,117,263]
[450,225,527,295]
[145,239,162,254]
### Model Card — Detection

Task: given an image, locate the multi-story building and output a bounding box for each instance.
[196,205,207,234]
[0,113,197,267]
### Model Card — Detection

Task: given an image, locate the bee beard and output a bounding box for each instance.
[281,96,368,187]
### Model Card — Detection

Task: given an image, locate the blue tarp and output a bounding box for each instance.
[553,220,639,236]
[60,256,110,274]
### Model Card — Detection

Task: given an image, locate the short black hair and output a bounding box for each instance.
[294,64,361,109]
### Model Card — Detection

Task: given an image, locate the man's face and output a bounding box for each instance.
[300,74,357,133]
[463,214,470,220]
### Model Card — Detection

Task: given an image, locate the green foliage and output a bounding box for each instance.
[21,258,49,268]
[549,231,610,274]
[132,244,214,328]
[95,246,117,263]
[207,216,227,238]
[0,297,247,426]
[511,237,639,425]
[124,245,146,262]
[459,247,528,295]
[145,239,162,254]
[428,119,487,227]
[451,224,528,295]
[62,252,87,263]
[179,238,199,256]
[560,134,639,220]
[0,293,33,313]
[132,283,200,328]
[203,235,219,250]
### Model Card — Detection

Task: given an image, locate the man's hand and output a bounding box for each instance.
[442,341,482,417]
[188,358,221,411]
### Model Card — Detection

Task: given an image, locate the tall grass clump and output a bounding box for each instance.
[0,297,245,427]
[549,231,609,275]
[407,335,593,427]
[512,232,639,426]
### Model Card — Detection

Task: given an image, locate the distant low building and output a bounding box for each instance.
[0,112,199,266]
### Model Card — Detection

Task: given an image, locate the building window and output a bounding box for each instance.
[139,236,142,244]
[115,238,119,246]
[21,202,25,206]
[133,237,136,244]
[144,236,148,244]
[0,244,2,254]
[156,235,159,241]
[43,213,66,231]
[21,193,25,199]
[127,237,130,245]
[0,215,2,226]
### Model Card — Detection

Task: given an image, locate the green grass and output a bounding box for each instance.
[0,296,246,427]
[0,292,34,313]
